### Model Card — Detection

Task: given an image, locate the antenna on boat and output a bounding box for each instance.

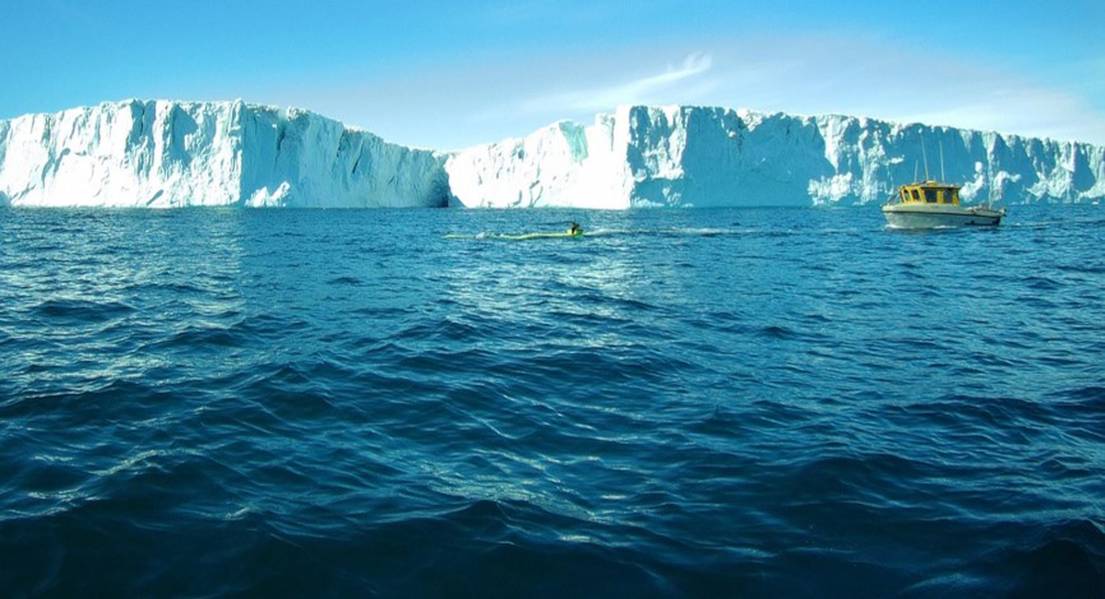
[921,133,931,181]
[939,140,946,182]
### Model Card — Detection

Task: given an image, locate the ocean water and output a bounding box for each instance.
[1,205,1104,597]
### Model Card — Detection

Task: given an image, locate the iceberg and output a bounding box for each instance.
[1,101,1103,208]
[0,100,450,208]
[445,105,1105,208]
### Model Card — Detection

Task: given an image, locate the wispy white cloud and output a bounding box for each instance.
[520,52,714,113]
[676,36,1105,144]
[271,35,1105,149]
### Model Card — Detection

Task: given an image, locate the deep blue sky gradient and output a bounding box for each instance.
[2,0,1103,147]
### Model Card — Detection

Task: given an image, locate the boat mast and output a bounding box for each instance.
[939,140,946,182]
[921,133,931,181]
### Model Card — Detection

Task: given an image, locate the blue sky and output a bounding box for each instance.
[2,0,1104,149]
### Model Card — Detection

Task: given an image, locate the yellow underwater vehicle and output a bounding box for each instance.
[498,221,584,240]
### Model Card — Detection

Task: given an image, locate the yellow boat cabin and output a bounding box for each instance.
[883,179,1005,228]
[896,181,961,206]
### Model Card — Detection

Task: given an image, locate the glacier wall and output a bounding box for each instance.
[2,101,1103,208]
[0,100,450,208]
[444,105,1105,208]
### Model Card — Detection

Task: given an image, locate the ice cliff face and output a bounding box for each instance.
[445,105,1105,208]
[1,101,1103,208]
[0,100,450,207]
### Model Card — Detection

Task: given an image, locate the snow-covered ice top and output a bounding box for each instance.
[445,105,1105,208]
[0,100,450,208]
[1,101,1103,208]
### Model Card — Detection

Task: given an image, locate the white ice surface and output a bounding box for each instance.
[2,101,1102,208]
[0,100,450,207]
[445,105,1105,208]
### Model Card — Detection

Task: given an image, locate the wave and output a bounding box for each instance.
[31,298,135,323]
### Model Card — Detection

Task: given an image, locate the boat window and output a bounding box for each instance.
[911,189,920,201]
[901,190,909,202]
[949,190,958,203]
[924,189,937,203]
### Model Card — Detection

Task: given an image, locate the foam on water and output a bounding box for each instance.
[447,226,758,241]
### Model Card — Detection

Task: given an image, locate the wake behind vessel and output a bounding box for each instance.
[499,222,584,240]
[498,230,583,241]
[445,221,584,241]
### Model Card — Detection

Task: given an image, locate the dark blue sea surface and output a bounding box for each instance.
[1,205,1104,596]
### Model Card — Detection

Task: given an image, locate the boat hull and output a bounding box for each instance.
[882,205,1004,229]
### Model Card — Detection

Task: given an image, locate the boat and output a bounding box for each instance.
[882,181,1005,228]
[882,141,1005,228]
